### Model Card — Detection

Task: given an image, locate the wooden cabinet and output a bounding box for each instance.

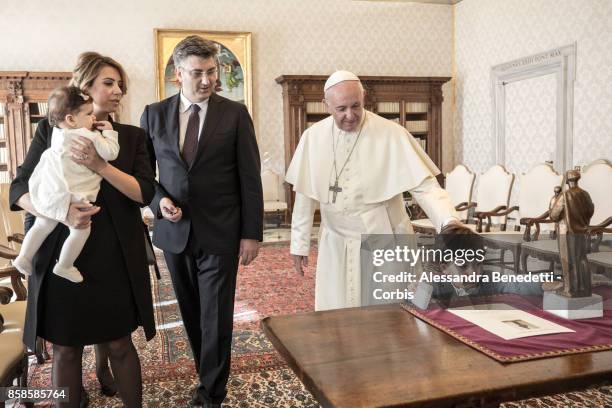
[276,75,450,214]
[0,71,72,182]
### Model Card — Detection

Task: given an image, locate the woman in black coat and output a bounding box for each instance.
[9,52,155,408]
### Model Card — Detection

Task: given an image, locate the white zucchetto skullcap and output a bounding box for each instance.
[324,70,360,92]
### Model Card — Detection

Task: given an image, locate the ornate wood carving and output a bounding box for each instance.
[0,71,71,180]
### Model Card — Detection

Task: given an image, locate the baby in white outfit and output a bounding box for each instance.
[13,86,120,283]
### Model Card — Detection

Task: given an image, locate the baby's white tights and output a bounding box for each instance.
[13,216,90,283]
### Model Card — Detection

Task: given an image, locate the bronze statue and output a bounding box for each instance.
[548,169,594,297]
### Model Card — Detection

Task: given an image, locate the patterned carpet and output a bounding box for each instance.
[21,242,611,407]
[26,243,319,407]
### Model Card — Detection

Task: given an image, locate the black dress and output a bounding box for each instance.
[9,119,157,349]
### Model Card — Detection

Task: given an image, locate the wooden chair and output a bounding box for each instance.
[520,160,612,275]
[0,208,27,302]
[470,165,515,232]
[0,184,25,248]
[262,170,288,227]
[411,164,476,233]
[0,286,33,408]
[583,160,612,277]
[588,251,612,278]
[588,220,612,279]
[476,163,562,274]
[0,199,49,365]
[579,159,612,251]
[413,165,513,254]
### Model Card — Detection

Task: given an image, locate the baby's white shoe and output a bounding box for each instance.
[13,256,33,276]
[53,264,83,283]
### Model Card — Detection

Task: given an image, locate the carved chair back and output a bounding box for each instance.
[445,164,475,221]
[517,163,563,231]
[0,197,14,269]
[0,184,24,250]
[474,165,514,226]
[579,159,612,226]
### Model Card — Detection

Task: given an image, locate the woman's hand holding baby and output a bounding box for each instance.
[93,120,113,131]
[64,202,101,229]
[71,136,107,173]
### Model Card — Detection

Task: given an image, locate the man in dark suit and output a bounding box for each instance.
[140,35,263,407]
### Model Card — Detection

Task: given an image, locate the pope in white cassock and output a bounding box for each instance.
[286,70,465,311]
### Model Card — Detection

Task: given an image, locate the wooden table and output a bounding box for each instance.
[261,304,612,407]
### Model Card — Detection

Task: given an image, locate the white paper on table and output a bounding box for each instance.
[448,303,575,340]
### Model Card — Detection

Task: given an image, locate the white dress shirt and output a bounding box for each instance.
[178,92,208,152]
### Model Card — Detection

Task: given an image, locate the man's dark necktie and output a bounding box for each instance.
[182,104,201,166]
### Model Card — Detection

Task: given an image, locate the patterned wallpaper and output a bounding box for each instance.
[0,0,455,186]
[454,0,612,178]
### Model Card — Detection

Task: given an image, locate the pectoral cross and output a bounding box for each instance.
[329,180,342,204]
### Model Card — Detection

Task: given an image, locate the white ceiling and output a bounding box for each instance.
[355,0,462,5]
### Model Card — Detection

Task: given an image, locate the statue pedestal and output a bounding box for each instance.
[543,292,603,320]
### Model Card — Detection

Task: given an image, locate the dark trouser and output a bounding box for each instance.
[163,234,239,404]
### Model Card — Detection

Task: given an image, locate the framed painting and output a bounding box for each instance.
[154,29,252,114]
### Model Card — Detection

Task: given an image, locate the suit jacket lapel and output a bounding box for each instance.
[189,93,223,171]
[165,94,185,168]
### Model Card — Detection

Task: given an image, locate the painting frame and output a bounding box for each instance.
[154,28,252,115]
